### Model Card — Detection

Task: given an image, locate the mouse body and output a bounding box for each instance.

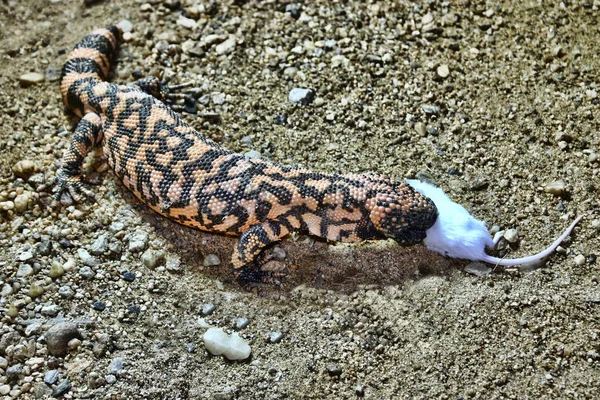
[406,179,582,266]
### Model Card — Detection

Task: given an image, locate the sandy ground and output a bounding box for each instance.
[0,0,599,399]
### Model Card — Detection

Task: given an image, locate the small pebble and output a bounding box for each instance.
[117,19,133,33]
[49,262,65,279]
[503,229,519,243]
[17,263,34,277]
[109,221,125,233]
[19,72,45,86]
[574,255,586,266]
[326,365,342,376]
[186,343,197,353]
[414,122,427,136]
[89,233,110,255]
[44,370,60,385]
[201,303,216,316]
[421,104,440,115]
[67,338,82,350]
[29,284,45,298]
[289,88,315,105]
[105,375,117,384]
[141,249,165,269]
[79,266,96,280]
[6,364,23,383]
[0,385,9,395]
[165,255,182,272]
[41,304,60,316]
[203,254,221,267]
[203,328,251,360]
[19,250,34,261]
[177,16,197,29]
[25,322,43,336]
[437,64,450,78]
[13,192,31,213]
[545,180,566,196]
[269,331,284,343]
[234,317,250,330]
[128,231,149,252]
[355,384,365,397]
[53,380,71,397]
[109,357,124,374]
[33,383,52,397]
[212,92,226,105]
[285,3,302,18]
[13,159,36,179]
[58,286,75,299]
[0,201,14,211]
[121,271,136,282]
[271,247,287,260]
[215,35,237,55]
[92,301,106,311]
[244,150,262,159]
[78,248,101,268]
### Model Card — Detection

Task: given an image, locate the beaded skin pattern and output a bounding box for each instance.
[49,26,438,286]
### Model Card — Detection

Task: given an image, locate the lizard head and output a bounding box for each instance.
[366,182,438,244]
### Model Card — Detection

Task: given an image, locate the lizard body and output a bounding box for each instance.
[47,26,439,286]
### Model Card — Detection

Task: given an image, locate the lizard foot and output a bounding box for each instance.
[234,262,289,292]
[38,170,96,208]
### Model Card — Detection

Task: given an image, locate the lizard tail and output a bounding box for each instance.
[60,26,122,116]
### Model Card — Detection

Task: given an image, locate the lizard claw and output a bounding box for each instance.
[39,170,96,209]
[234,262,289,292]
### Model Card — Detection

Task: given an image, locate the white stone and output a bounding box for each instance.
[117,20,133,33]
[437,64,450,78]
[215,36,236,55]
[574,255,586,266]
[177,17,197,29]
[503,229,519,243]
[203,328,251,360]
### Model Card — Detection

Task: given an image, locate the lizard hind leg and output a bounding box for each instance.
[39,113,103,208]
[232,222,291,290]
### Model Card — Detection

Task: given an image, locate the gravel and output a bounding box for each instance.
[0,0,596,398]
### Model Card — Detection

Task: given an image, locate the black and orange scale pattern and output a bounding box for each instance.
[49,26,438,286]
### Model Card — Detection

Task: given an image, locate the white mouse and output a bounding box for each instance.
[406,179,582,266]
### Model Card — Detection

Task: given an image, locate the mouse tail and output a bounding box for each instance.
[481,215,583,267]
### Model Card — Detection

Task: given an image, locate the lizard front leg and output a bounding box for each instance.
[128,76,194,110]
[40,113,103,207]
[232,221,291,289]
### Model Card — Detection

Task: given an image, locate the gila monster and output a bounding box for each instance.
[43,26,438,287]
